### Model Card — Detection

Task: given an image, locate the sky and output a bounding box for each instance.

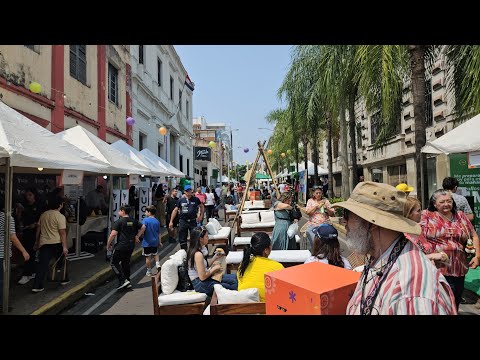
[174,45,292,166]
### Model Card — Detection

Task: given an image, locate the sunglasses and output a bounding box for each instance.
[343,208,350,221]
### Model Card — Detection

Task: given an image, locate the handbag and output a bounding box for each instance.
[176,258,193,292]
[49,254,68,282]
[290,204,302,221]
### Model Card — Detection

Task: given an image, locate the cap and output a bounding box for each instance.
[395,183,414,193]
[184,185,193,191]
[312,223,338,241]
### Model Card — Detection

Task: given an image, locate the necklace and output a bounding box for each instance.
[360,235,408,315]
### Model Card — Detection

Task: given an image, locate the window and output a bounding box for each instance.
[179,90,182,111]
[370,112,380,144]
[70,45,87,84]
[187,159,190,176]
[186,100,189,120]
[425,78,433,127]
[158,142,163,158]
[139,45,144,64]
[387,164,407,187]
[180,154,184,172]
[139,132,147,151]
[356,122,362,148]
[170,76,174,100]
[108,63,118,105]
[157,58,162,87]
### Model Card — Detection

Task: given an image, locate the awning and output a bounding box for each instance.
[140,149,185,177]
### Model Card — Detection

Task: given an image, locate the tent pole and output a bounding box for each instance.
[2,159,12,314]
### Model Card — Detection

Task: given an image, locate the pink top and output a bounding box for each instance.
[306,198,331,227]
[420,209,475,277]
[195,193,206,204]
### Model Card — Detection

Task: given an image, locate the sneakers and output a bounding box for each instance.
[146,269,153,277]
[31,287,44,293]
[18,275,33,285]
[116,280,130,290]
[126,283,133,289]
[60,279,71,286]
[155,262,161,271]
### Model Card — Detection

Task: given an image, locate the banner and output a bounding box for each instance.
[138,187,151,222]
[112,190,121,222]
[299,170,307,205]
[194,147,211,161]
[120,189,129,207]
[129,174,139,185]
[62,170,84,185]
[468,151,480,169]
[450,153,480,233]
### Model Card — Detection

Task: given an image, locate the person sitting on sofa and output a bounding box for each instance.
[237,232,284,302]
[187,227,238,297]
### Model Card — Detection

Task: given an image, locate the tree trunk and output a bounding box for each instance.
[295,143,299,173]
[339,100,350,199]
[326,113,335,199]
[302,134,309,195]
[312,128,320,186]
[348,88,359,190]
[409,45,428,207]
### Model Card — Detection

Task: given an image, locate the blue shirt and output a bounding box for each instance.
[141,216,161,247]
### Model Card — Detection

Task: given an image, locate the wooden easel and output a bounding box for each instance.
[232,141,279,229]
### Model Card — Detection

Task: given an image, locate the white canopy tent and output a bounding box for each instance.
[299,161,328,176]
[140,148,185,177]
[110,140,173,177]
[57,126,152,175]
[0,101,111,313]
[422,113,480,155]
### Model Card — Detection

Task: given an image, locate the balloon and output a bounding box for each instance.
[159,126,167,135]
[286,149,291,155]
[281,152,286,158]
[244,148,249,153]
[29,82,42,94]
[208,141,216,148]
[126,117,135,126]
[267,149,273,155]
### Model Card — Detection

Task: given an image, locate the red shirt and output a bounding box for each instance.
[195,193,206,204]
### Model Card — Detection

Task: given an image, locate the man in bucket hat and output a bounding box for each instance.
[331,181,456,315]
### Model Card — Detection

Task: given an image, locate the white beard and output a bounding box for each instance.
[346,221,372,255]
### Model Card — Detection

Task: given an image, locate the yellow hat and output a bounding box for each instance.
[396,183,414,193]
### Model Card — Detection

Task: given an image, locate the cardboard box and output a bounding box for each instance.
[265,262,360,315]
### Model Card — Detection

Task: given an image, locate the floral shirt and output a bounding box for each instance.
[420,210,475,277]
[306,198,332,227]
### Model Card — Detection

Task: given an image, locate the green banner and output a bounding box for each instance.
[449,153,480,233]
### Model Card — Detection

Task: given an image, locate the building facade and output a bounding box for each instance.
[0,45,132,143]
[130,45,193,178]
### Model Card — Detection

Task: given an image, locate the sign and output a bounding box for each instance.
[112,190,121,222]
[62,170,84,185]
[299,170,307,205]
[468,151,480,169]
[194,146,211,161]
[138,187,151,221]
[120,189,129,207]
[450,153,480,233]
[129,174,139,185]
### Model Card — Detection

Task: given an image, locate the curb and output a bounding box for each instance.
[31,232,169,315]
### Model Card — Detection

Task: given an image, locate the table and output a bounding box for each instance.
[67,215,108,261]
[226,250,311,273]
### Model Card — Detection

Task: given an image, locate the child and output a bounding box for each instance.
[136,205,162,277]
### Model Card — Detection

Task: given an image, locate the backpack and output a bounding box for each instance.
[176,257,193,292]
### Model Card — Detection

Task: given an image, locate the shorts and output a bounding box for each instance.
[142,246,158,256]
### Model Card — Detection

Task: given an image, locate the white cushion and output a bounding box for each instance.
[268,250,311,263]
[205,222,218,235]
[233,237,251,245]
[225,204,232,211]
[209,217,223,231]
[169,249,186,266]
[158,290,207,306]
[203,304,211,315]
[353,265,365,272]
[260,211,274,223]
[241,221,275,229]
[208,226,231,240]
[241,212,260,224]
[226,251,244,264]
[214,284,259,304]
[160,258,180,295]
[252,200,265,207]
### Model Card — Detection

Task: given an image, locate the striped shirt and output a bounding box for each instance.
[0,211,16,259]
[452,193,473,216]
[346,239,456,315]
[420,210,474,277]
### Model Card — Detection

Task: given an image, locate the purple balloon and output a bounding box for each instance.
[126,117,135,126]
[243,148,249,153]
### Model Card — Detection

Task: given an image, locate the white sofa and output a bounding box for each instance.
[236,210,276,236]
[225,249,311,272]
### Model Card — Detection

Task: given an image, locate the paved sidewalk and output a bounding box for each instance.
[5,227,170,315]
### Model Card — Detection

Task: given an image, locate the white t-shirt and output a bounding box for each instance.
[279,183,286,193]
[304,255,352,270]
[205,193,215,206]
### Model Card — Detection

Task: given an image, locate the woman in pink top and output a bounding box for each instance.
[421,189,480,310]
[305,186,334,249]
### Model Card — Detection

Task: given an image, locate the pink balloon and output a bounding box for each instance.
[126,117,135,126]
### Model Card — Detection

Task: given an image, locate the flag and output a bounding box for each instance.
[185,74,195,91]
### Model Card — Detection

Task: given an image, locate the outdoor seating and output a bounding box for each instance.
[225,250,311,273]
[209,289,266,315]
[233,235,301,251]
[206,218,232,249]
[236,210,275,237]
[151,270,207,315]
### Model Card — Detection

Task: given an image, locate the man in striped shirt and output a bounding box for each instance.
[332,182,457,315]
